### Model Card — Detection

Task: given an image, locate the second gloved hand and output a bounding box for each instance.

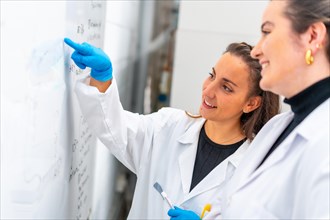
[64,38,112,82]
[168,206,200,220]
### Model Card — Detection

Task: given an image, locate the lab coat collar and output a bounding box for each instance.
[294,99,329,141]
[177,116,251,203]
[247,111,294,175]
[227,140,250,168]
[177,117,205,144]
[227,112,294,196]
[255,99,329,179]
[181,140,250,203]
[177,118,205,195]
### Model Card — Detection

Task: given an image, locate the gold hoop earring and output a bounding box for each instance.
[305,49,314,65]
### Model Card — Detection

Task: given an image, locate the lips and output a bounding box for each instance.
[259,60,269,70]
[204,100,217,108]
[262,63,269,69]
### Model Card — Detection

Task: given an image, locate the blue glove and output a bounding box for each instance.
[64,38,112,82]
[168,206,200,220]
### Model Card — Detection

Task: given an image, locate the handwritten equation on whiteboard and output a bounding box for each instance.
[69,116,94,219]
[1,1,106,220]
[66,1,106,219]
[68,1,105,77]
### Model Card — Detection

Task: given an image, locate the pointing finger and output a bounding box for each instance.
[64,38,92,55]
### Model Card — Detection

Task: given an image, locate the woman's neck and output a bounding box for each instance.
[284,58,330,98]
[204,120,245,145]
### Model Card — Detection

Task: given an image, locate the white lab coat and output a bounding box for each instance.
[210,98,329,219]
[75,78,250,219]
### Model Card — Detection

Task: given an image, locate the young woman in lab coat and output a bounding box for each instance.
[64,39,279,219]
[206,0,330,219]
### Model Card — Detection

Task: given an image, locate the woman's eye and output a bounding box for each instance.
[261,29,270,35]
[208,72,215,79]
[223,85,233,93]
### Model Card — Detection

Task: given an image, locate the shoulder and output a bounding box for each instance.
[255,111,293,135]
[149,107,204,132]
[265,110,293,125]
[153,107,202,123]
[150,107,185,122]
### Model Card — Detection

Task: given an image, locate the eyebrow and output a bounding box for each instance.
[261,21,274,30]
[212,67,238,87]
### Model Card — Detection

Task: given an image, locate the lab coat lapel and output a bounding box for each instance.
[227,112,294,195]
[183,158,228,201]
[177,118,205,195]
[251,132,297,178]
[182,141,250,203]
[253,100,329,179]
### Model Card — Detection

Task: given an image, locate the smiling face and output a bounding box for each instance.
[199,52,259,124]
[251,0,307,97]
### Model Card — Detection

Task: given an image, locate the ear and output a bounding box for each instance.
[303,21,327,53]
[243,96,262,113]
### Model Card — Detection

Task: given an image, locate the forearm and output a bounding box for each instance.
[90,77,112,93]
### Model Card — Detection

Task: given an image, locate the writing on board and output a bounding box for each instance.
[1,1,107,219]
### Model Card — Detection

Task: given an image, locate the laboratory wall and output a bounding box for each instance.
[170,1,290,112]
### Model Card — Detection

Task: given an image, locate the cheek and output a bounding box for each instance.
[263,34,281,57]
[203,79,210,88]
[216,95,230,108]
[202,83,207,91]
[202,80,211,94]
[223,95,246,110]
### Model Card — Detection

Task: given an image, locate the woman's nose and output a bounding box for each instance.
[251,41,262,59]
[203,81,216,98]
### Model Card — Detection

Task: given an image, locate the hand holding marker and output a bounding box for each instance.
[167,204,211,220]
[154,182,211,219]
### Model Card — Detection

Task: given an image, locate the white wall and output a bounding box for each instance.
[170,1,268,113]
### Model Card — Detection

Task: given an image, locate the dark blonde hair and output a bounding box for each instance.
[225,42,280,141]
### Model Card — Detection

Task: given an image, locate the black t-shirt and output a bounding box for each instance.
[190,125,245,191]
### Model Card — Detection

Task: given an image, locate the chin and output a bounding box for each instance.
[259,77,272,92]
[199,108,205,117]
[200,108,210,119]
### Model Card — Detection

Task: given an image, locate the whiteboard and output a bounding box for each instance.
[1,1,108,219]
